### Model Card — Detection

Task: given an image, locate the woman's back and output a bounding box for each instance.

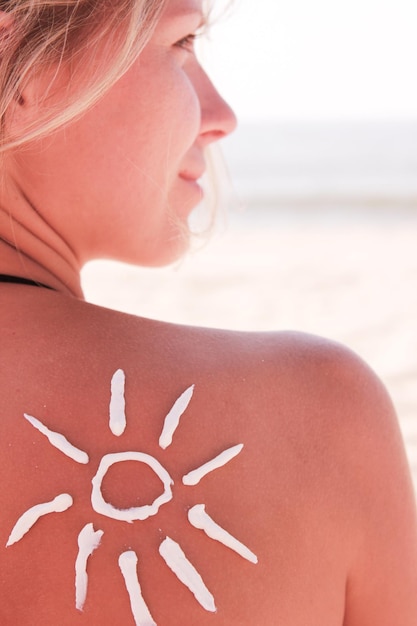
[0,0,416,622]
[1,286,416,625]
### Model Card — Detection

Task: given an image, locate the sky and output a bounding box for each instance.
[203,0,417,122]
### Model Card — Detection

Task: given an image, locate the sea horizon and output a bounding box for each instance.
[222,118,417,208]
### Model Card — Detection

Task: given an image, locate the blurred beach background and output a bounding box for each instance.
[82,0,417,488]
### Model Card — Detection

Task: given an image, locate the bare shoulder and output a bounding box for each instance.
[272,328,417,626]
[0,290,416,625]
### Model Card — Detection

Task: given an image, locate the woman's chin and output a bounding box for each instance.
[108,227,192,269]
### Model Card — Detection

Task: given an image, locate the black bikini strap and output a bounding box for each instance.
[0,274,54,290]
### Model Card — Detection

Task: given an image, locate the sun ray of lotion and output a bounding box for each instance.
[182,444,244,486]
[119,551,157,626]
[159,385,194,450]
[75,523,104,611]
[109,369,126,437]
[188,504,258,564]
[6,493,73,547]
[159,537,216,613]
[23,414,89,464]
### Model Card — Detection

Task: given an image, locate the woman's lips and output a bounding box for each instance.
[179,173,203,183]
[178,168,205,208]
[179,164,206,182]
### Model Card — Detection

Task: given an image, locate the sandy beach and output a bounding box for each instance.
[82,203,417,490]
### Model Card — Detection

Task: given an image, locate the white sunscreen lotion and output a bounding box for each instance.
[182,444,244,486]
[109,369,127,437]
[119,551,157,626]
[24,413,89,464]
[6,493,73,547]
[159,537,216,613]
[75,523,104,611]
[91,452,173,522]
[188,504,258,564]
[159,385,194,450]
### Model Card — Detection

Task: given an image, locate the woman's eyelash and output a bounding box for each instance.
[175,33,198,52]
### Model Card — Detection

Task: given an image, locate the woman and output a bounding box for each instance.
[0,1,416,624]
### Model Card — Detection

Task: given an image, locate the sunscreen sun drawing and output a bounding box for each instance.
[6,369,258,626]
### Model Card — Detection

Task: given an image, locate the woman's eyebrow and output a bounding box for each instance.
[167,8,207,29]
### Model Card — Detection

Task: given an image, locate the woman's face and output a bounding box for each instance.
[11,0,236,267]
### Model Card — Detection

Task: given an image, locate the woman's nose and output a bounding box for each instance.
[197,68,237,145]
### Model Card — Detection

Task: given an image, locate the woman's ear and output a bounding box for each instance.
[0,10,13,33]
[0,10,26,141]
[0,10,49,140]
[0,10,25,104]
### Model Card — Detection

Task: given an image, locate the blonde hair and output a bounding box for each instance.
[0,0,167,151]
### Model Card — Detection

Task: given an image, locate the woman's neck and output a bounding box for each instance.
[0,175,84,298]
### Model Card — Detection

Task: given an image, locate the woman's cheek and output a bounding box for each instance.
[164,63,202,143]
